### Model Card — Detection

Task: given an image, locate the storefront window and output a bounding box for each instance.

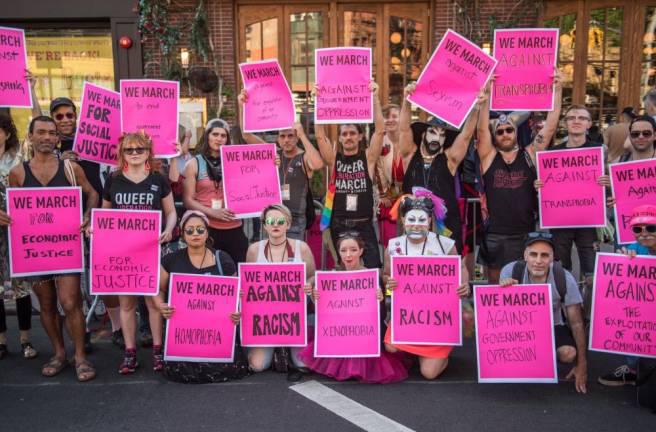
[642,7,656,99]
[545,14,576,111]
[245,18,278,62]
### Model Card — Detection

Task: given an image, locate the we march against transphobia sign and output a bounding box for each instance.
[391,256,462,345]
[221,143,281,218]
[408,29,496,129]
[314,269,380,358]
[610,159,656,244]
[589,253,656,359]
[0,26,32,108]
[537,147,606,228]
[474,284,557,383]
[491,28,559,111]
[239,59,295,133]
[120,79,179,158]
[7,187,84,277]
[315,47,373,124]
[164,273,239,362]
[74,82,121,165]
[90,209,161,296]
[239,263,307,347]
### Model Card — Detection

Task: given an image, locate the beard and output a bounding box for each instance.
[422,138,443,156]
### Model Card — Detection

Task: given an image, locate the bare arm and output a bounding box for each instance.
[565,303,588,394]
[237,88,266,144]
[26,70,42,118]
[476,82,496,173]
[366,81,384,179]
[315,122,336,168]
[160,192,177,240]
[245,241,259,263]
[399,83,418,159]
[295,122,324,173]
[300,241,316,280]
[447,88,487,170]
[527,71,563,160]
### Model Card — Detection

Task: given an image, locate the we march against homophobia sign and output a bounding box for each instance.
[315,47,373,124]
[390,256,462,345]
[610,159,656,244]
[0,26,32,108]
[408,29,496,129]
[589,253,656,359]
[239,263,307,347]
[7,187,84,277]
[537,147,606,228]
[90,209,161,296]
[474,284,557,383]
[314,269,380,358]
[74,82,121,165]
[239,59,295,132]
[164,273,239,362]
[491,28,559,111]
[221,143,281,218]
[120,79,179,158]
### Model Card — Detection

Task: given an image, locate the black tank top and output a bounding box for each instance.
[483,150,537,234]
[403,151,462,251]
[22,160,70,187]
[333,151,374,220]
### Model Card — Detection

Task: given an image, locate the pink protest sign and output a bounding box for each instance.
[408,29,496,129]
[120,79,179,158]
[239,60,295,132]
[610,159,656,244]
[537,147,606,228]
[221,144,281,218]
[89,209,161,296]
[474,284,557,383]
[0,26,32,108]
[491,29,559,111]
[164,273,239,362]
[239,263,307,347]
[315,47,372,124]
[589,253,656,359]
[314,269,380,358]
[391,256,462,345]
[74,82,121,165]
[7,187,83,277]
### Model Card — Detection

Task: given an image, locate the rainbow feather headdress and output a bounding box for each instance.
[389,187,448,235]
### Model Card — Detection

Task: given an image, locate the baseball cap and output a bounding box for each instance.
[525,231,554,249]
[629,205,656,227]
[49,97,76,113]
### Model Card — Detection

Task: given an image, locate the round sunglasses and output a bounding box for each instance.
[265,217,287,226]
[184,226,207,235]
[631,225,656,234]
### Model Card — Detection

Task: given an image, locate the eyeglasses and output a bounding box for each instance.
[184,226,207,235]
[630,130,654,139]
[265,217,287,226]
[527,231,553,240]
[124,147,147,155]
[565,115,591,122]
[631,225,656,234]
[54,112,75,121]
[495,127,515,136]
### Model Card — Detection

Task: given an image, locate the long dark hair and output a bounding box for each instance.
[0,113,19,157]
[198,120,232,158]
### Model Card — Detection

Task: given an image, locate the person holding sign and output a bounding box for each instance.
[183,119,249,263]
[616,115,656,163]
[100,132,176,375]
[244,204,315,378]
[382,193,470,379]
[476,73,562,283]
[316,82,385,268]
[299,232,407,383]
[499,232,588,393]
[154,210,250,383]
[8,116,99,381]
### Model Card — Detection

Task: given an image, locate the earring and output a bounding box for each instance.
[145,160,151,171]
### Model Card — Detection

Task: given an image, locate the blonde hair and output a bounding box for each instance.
[116,132,155,172]
[261,204,292,224]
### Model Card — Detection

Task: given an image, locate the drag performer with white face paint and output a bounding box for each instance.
[382,189,470,380]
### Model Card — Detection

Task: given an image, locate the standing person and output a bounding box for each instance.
[398,84,485,253]
[499,232,588,394]
[154,210,250,383]
[604,107,635,163]
[382,194,470,379]
[0,114,37,360]
[617,115,656,162]
[8,116,99,381]
[100,132,177,374]
[183,119,249,264]
[244,204,316,380]
[476,74,562,283]
[298,231,408,383]
[316,82,385,268]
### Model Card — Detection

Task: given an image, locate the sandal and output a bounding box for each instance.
[41,356,67,377]
[75,360,97,382]
[21,342,38,359]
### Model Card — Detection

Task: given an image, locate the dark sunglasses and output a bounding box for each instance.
[632,225,656,234]
[527,231,553,240]
[184,226,207,235]
[124,147,147,155]
[629,130,654,139]
[265,217,287,226]
[54,112,75,121]
[495,127,515,136]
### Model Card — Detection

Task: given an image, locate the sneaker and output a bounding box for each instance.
[111,330,125,349]
[598,365,637,386]
[118,349,139,375]
[152,346,164,372]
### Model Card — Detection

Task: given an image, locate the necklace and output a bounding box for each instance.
[188,248,208,269]
[405,237,428,256]
[266,239,289,262]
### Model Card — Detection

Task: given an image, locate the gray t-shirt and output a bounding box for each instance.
[499,261,583,326]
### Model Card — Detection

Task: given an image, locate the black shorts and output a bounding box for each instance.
[554,324,575,349]
[479,232,526,269]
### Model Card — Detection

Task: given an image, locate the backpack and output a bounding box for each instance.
[511,260,567,301]
[637,359,656,413]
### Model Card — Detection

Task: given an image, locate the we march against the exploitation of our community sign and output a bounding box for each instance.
[610,159,656,245]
